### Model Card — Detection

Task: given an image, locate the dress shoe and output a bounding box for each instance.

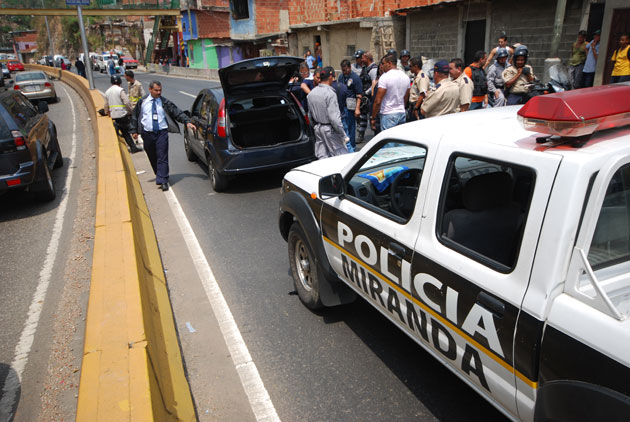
[161,183,169,191]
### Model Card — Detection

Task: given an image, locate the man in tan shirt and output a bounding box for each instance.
[421,61,460,118]
[409,57,430,120]
[502,45,535,105]
[449,58,473,112]
[125,70,145,110]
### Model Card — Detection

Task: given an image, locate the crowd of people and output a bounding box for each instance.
[293,31,630,160]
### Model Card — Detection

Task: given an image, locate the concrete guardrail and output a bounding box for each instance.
[25,64,196,421]
[145,63,219,81]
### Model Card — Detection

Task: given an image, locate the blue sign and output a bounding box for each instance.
[66,0,90,5]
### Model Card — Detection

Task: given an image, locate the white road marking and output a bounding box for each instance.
[164,187,281,422]
[0,85,78,420]
[179,90,196,98]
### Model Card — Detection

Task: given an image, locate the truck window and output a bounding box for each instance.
[588,163,630,269]
[438,155,535,271]
[345,141,427,222]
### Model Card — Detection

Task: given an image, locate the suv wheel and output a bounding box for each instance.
[184,132,196,162]
[208,158,228,192]
[33,153,56,202]
[288,223,323,309]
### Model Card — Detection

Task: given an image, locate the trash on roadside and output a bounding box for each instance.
[185,322,196,333]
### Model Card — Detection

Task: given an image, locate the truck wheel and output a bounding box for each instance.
[33,154,56,202]
[288,223,323,309]
[183,132,196,162]
[208,159,228,192]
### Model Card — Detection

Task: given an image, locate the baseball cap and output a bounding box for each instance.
[594,29,601,35]
[434,60,450,74]
[319,68,334,80]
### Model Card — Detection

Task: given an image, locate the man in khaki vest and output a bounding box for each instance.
[421,61,460,118]
[125,70,145,110]
[104,75,140,153]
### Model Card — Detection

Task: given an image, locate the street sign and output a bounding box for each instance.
[65,0,90,5]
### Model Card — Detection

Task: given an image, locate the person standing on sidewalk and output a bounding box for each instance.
[582,30,600,88]
[125,70,145,110]
[352,50,364,76]
[358,52,378,142]
[449,58,473,112]
[371,54,410,131]
[569,30,588,89]
[104,75,140,154]
[307,68,349,159]
[339,59,362,151]
[610,33,630,83]
[130,81,196,191]
[464,51,488,110]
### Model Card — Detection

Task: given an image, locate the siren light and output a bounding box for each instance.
[517,83,630,138]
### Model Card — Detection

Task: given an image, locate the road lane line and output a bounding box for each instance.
[164,187,281,422]
[0,85,78,420]
[179,90,196,98]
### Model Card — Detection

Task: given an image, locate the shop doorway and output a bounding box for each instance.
[464,20,486,65]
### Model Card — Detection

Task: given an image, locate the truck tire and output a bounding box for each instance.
[288,222,323,309]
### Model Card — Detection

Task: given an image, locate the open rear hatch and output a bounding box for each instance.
[219,57,308,149]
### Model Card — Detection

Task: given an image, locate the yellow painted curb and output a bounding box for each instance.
[24,65,196,421]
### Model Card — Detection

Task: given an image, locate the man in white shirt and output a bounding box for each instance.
[371,54,410,131]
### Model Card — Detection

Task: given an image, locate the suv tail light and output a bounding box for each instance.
[44,82,52,87]
[12,130,26,150]
[217,98,227,138]
[13,84,20,90]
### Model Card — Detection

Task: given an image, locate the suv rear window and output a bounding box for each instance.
[0,113,11,139]
[438,155,535,271]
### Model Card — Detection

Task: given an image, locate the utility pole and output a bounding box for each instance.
[77,5,94,89]
[41,0,55,55]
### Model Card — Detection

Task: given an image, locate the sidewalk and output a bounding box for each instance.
[129,149,257,421]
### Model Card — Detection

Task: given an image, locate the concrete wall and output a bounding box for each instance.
[407,0,583,77]
[294,23,371,69]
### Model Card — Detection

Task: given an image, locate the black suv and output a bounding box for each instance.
[0,90,62,201]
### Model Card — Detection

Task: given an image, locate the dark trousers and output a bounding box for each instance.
[611,75,630,83]
[582,72,594,88]
[507,93,528,105]
[142,129,169,184]
[112,115,137,151]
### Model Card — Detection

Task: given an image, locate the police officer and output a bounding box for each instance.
[358,51,378,143]
[104,75,140,153]
[449,58,473,112]
[421,61,460,118]
[352,50,364,76]
[408,56,429,120]
[398,49,413,78]
[125,70,145,110]
[130,81,196,191]
[340,59,363,151]
[306,68,349,159]
[503,45,535,105]
[486,48,508,107]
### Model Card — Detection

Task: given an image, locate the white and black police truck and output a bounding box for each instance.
[278,84,630,421]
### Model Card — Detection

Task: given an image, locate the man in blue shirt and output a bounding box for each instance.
[582,29,600,88]
[339,59,363,150]
[305,50,316,70]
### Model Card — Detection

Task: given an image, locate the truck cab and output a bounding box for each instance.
[278,84,630,421]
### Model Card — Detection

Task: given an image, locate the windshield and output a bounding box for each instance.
[15,72,46,82]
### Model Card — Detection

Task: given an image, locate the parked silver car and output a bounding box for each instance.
[13,71,57,102]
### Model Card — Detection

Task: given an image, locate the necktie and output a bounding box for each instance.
[152,98,160,132]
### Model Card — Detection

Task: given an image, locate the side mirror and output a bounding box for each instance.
[319,173,345,199]
[37,101,49,113]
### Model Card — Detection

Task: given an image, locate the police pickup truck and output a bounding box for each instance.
[278,84,630,421]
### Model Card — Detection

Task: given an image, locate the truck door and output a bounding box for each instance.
[537,158,630,421]
[413,141,561,419]
[319,139,436,350]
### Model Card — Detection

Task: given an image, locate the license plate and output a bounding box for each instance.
[25,85,40,92]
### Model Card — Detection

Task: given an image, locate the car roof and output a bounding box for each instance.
[380,105,630,163]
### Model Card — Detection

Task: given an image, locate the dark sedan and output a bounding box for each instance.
[0,90,63,201]
[183,56,315,192]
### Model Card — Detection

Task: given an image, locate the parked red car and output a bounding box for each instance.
[7,61,25,72]
[121,56,138,69]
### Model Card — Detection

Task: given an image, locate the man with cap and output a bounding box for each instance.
[340,59,363,150]
[130,80,196,191]
[421,61,459,118]
[486,48,509,107]
[352,50,364,76]
[397,49,413,79]
[582,30,600,88]
[104,74,140,153]
[125,70,145,110]
[307,68,349,159]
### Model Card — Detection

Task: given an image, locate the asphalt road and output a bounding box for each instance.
[91,69,508,421]
[0,80,95,421]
